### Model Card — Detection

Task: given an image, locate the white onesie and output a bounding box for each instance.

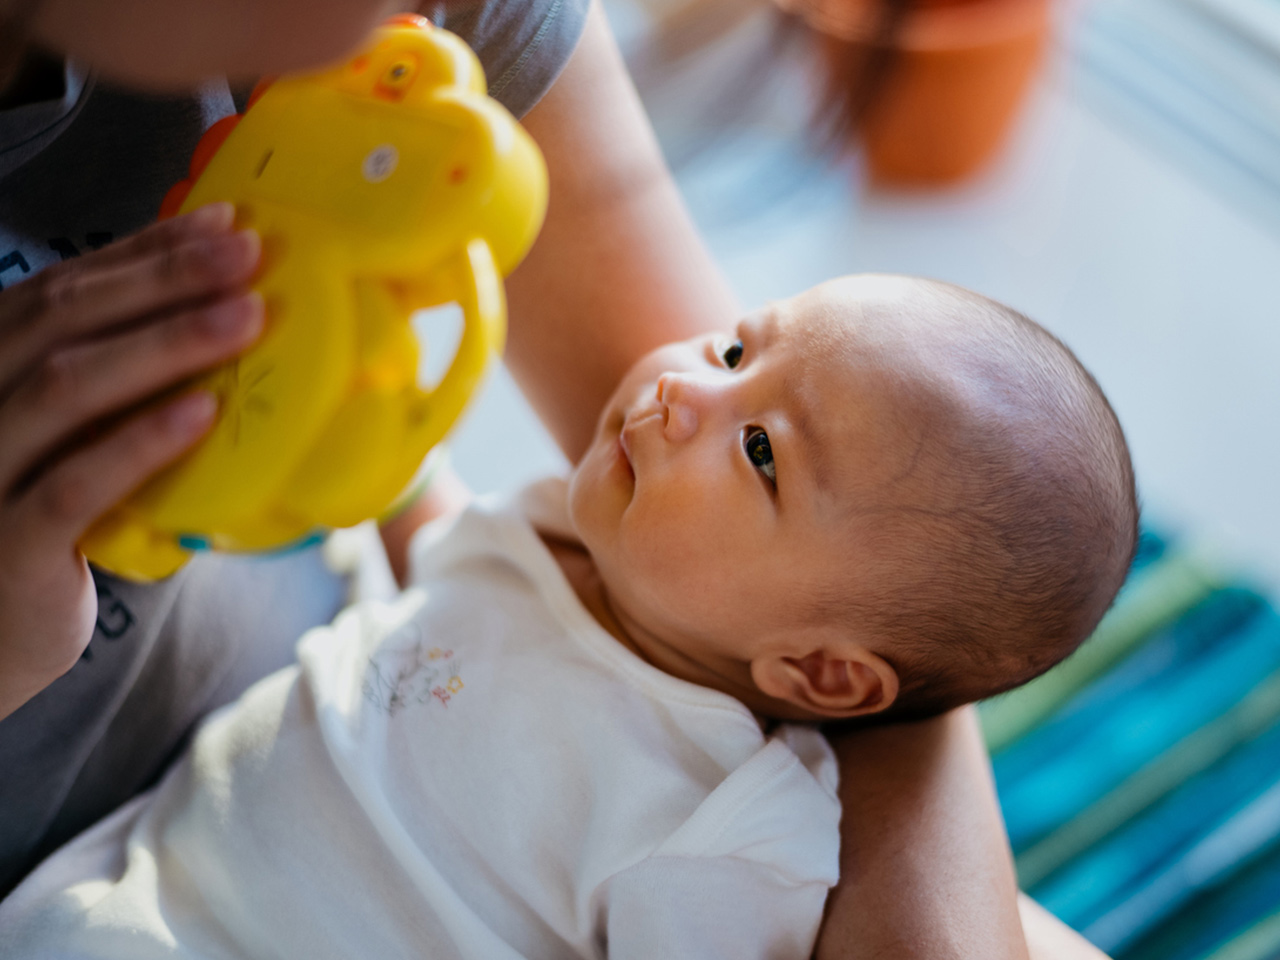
[0,479,841,960]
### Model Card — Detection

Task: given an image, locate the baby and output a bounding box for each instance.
[0,275,1136,960]
[565,273,1136,725]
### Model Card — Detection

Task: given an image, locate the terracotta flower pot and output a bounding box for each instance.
[781,0,1052,184]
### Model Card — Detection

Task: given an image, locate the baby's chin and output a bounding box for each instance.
[564,458,606,555]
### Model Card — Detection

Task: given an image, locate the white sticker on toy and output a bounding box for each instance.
[363,144,399,183]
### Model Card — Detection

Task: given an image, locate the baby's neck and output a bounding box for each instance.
[536,531,773,727]
[538,532,653,664]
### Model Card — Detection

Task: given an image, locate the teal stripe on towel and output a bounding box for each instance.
[1200,908,1280,960]
[995,588,1266,794]
[1129,850,1280,960]
[1001,605,1280,849]
[1086,786,1280,956]
[1028,697,1280,925]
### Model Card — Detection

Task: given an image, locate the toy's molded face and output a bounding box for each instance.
[231,24,495,254]
[330,25,485,104]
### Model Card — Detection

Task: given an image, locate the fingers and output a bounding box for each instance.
[0,205,247,714]
[88,202,237,269]
[3,391,218,553]
[0,204,260,388]
[0,292,263,493]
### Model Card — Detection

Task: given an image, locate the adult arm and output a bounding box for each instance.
[502,0,740,462]
[816,708,1030,960]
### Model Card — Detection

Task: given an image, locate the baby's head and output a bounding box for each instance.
[569,275,1137,725]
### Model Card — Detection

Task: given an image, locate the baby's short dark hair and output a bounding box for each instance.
[823,282,1138,727]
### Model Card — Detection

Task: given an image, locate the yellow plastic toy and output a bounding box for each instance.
[79,15,548,581]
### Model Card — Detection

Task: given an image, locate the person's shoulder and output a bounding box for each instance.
[435,0,590,118]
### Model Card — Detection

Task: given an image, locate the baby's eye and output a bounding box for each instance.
[720,339,744,370]
[744,427,776,484]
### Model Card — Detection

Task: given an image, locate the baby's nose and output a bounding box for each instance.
[657,373,701,443]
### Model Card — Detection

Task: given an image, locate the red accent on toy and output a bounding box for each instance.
[247,76,277,109]
[189,115,241,181]
[385,13,430,28]
[158,181,193,220]
[157,114,241,220]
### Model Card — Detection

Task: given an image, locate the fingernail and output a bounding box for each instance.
[202,292,264,339]
[189,202,235,231]
[166,391,217,434]
[206,229,260,276]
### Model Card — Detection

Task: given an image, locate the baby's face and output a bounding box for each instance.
[569,277,939,707]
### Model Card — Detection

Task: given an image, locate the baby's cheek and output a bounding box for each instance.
[625,517,725,607]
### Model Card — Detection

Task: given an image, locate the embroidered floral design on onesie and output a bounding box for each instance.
[363,618,464,716]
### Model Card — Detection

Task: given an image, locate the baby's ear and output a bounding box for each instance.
[750,645,899,720]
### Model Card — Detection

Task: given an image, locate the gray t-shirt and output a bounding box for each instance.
[0,0,587,899]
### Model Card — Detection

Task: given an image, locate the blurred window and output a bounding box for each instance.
[1187,0,1280,56]
[1076,0,1280,231]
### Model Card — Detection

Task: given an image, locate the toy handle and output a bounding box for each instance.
[399,237,505,468]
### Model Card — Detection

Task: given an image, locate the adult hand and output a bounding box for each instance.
[0,202,263,721]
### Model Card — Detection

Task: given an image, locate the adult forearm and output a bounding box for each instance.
[504,0,739,462]
[816,708,1030,960]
